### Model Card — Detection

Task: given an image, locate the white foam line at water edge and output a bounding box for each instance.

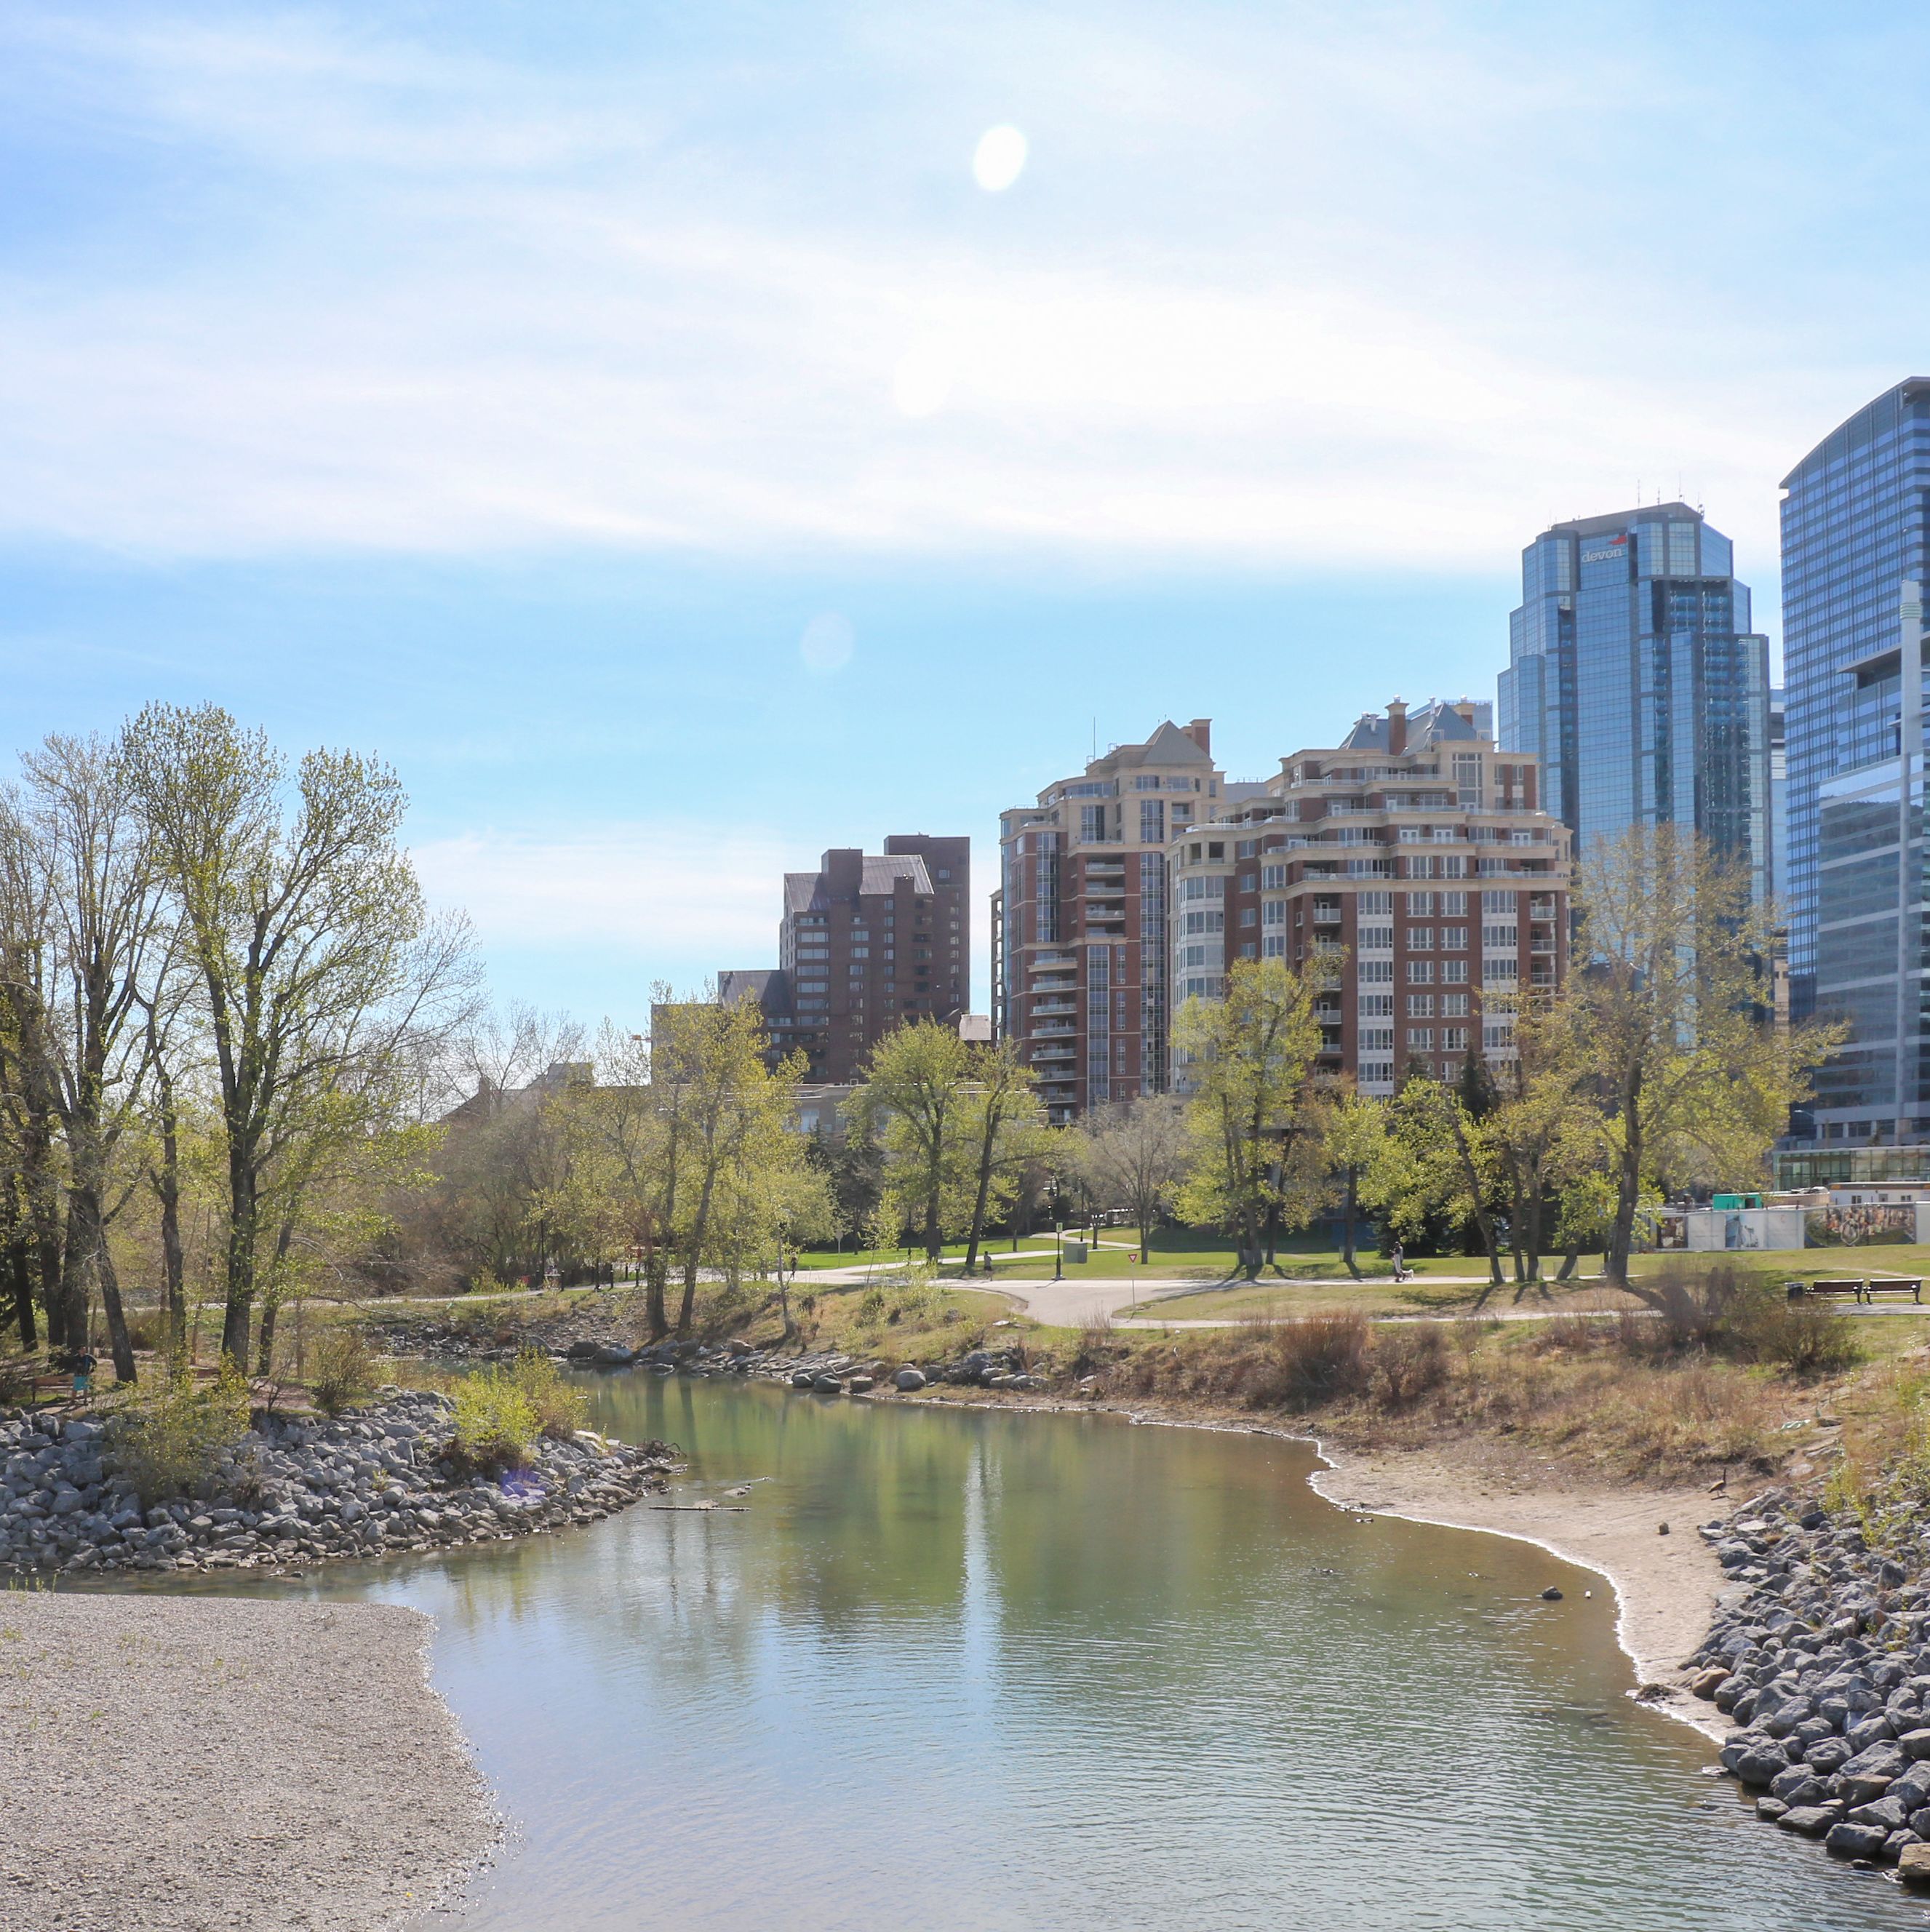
[1299,1434,1729,1749]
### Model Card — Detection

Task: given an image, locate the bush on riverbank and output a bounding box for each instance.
[108,1354,251,1501]
[450,1365,539,1470]
[309,1328,386,1416]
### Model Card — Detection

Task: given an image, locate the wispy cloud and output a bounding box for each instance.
[410,825,799,966]
[1,4,1923,572]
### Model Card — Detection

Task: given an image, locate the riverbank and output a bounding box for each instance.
[1306,1437,1728,1723]
[0,1389,677,1578]
[0,1590,493,1931]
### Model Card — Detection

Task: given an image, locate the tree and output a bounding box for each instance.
[0,734,175,1379]
[959,1039,1048,1272]
[1171,957,1328,1277]
[1323,1090,1390,1280]
[644,994,799,1336]
[1384,1069,1507,1293]
[853,1021,973,1261]
[122,703,477,1364]
[1563,825,1838,1289]
[1075,1094,1187,1264]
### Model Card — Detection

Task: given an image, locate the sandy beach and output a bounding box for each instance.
[0,1592,493,1932]
[1309,1435,1731,1736]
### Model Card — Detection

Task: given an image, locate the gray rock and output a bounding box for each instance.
[1826,1819,1891,1859]
[848,1376,875,1394]
[593,1345,635,1368]
[1804,1736,1854,1773]
[1779,1806,1839,1837]
[1847,1795,1910,1832]
[893,1368,926,1392]
[1755,1796,1790,1822]
[790,1372,815,1389]
[812,1376,842,1394]
[1734,1746,1795,1787]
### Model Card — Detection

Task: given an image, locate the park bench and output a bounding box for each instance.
[1803,1280,1867,1304]
[1864,1278,1924,1304]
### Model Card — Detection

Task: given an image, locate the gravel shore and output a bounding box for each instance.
[0,1590,493,1932]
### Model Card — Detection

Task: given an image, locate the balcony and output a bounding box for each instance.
[1032,1021,1077,1037]
[1032,951,1077,969]
[1032,997,1077,1015]
[1031,1042,1077,1063]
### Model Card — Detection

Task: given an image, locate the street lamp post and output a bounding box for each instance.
[1053,1222,1064,1281]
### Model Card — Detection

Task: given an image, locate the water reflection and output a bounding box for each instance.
[209,1381,1925,1930]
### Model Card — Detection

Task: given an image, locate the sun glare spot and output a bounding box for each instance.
[891,348,954,419]
[799,612,855,674]
[972,124,1027,192]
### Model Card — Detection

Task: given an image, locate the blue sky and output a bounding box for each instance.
[4,1,1927,1023]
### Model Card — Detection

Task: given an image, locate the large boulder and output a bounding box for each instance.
[893,1368,927,1392]
[790,1371,816,1389]
[1825,1821,1891,1861]
[593,1344,636,1368]
[1778,1806,1838,1838]
[1804,1736,1854,1773]
[1900,1843,1930,1886]
[1731,1745,1795,1788]
[812,1376,843,1394]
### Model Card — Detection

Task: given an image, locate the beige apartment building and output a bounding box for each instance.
[1166,698,1571,1093]
[992,719,1239,1122]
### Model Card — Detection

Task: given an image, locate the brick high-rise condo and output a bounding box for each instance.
[993,720,1227,1123]
[722,835,970,1082]
[1165,700,1571,1095]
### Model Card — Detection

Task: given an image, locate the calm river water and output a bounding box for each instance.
[218,1378,1926,1928]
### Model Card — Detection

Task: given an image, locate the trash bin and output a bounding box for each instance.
[1063,1241,1088,1264]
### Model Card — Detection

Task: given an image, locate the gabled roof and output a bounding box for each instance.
[783,853,933,914]
[1105,719,1213,770]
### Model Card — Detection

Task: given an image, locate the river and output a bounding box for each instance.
[210,1377,1926,1928]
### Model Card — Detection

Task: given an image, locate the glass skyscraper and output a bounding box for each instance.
[1781,378,1930,1143]
[1498,503,1772,901]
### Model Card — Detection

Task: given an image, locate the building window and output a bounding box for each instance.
[1481,925,1518,951]
[1441,992,1470,1017]
[1261,863,1288,890]
[1240,907,1257,927]
[1359,994,1394,1018]
[1081,805,1106,842]
[1140,799,1165,844]
[1483,959,1519,984]
[1441,959,1468,984]
[1262,934,1285,957]
[1406,1028,1435,1051]
[1442,892,1467,915]
[1357,960,1394,983]
[1406,994,1435,1018]
[1442,926,1467,950]
[1359,891,1392,914]
[1360,1028,1395,1051]
[1440,1026,1470,1051]
[1406,926,1434,950]
[1408,959,1435,983]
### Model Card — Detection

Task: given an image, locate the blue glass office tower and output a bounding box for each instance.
[1499,503,1772,901]
[1781,379,1930,1143]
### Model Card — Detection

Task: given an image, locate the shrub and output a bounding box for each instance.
[450,1365,538,1470]
[1243,1310,1371,1408]
[856,1285,888,1325]
[1371,1322,1450,1408]
[309,1328,383,1416]
[510,1347,589,1442]
[108,1354,250,1502]
[1724,1290,1863,1375]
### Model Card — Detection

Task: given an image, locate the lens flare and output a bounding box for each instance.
[973,124,1027,191]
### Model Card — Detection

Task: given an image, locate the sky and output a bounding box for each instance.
[4,0,1929,1025]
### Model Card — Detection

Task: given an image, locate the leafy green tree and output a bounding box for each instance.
[959,1039,1049,1272]
[1563,825,1839,1288]
[1323,1090,1390,1280]
[852,1020,974,1261]
[121,703,477,1363]
[1171,957,1328,1277]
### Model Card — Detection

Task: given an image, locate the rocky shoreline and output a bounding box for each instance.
[1688,1488,1930,1883]
[0,1389,677,1578]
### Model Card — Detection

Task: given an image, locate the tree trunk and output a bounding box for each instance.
[963,1109,999,1272]
[223,1159,258,1364]
[1341,1170,1360,1280]
[153,1072,186,1346]
[256,1301,278,1378]
[1558,1245,1582,1282]
[1,1183,36,1351]
[97,1232,136,1385]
